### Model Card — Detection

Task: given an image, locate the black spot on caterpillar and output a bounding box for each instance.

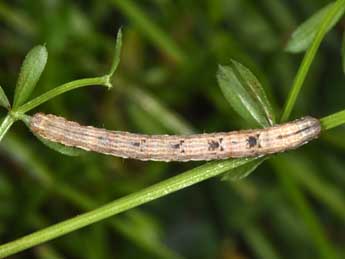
[30,113,321,162]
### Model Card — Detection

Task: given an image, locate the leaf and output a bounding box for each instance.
[13,45,48,109]
[109,28,122,78]
[34,133,86,156]
[221,157,265,181]
[0,86,10,109]
[285,2,345,53]
[217,60,275,128]
[0,115,15,142]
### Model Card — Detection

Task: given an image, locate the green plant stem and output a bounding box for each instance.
[0,115,16,142]
[280,0,345,122]
[2,135,181,259]
[14,76,110,114]
[54,184,182,259]
[320,109,345,130]
[0,157,255,258]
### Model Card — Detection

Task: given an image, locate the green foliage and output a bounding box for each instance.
[285,2,345,53]
[216,59,274,180]
[281,0,345,122]
[33,132,86,157]
[222,157,266,181]
[13,45,48,109]
[0,86,10,110]
[320,110,345,130]
[0,1,345,259]
[108,28,123,79]
[217,60,275,128]
[0,115,15,142]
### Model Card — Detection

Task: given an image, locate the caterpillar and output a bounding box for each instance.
[29,113,321,162]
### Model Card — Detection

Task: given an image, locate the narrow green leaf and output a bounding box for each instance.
[0,85,10,109]
[222,157,265,181]
[286,2,345,53]
[34,133,86,156]
[217,60,275,128]
[281,0,345,122]
[109,28,122,78]
[0,115,15,142]
[13,45,48,109]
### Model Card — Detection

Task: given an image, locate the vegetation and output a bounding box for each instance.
[0,1,345,258]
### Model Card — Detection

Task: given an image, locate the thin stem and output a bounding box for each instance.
[14,76,110,114]
[2,134,181,258]
[320,109,345,130]
[0,157,256,258]
[280,0,345,122]
[0,115,15,142]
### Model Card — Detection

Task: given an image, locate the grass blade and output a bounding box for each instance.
[281,0,345,122]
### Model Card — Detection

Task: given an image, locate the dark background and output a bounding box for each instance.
[0,1,345,258]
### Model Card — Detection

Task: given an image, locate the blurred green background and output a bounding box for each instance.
[0,1,345,258]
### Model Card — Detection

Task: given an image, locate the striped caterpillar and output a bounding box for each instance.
[29,113,321,162]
